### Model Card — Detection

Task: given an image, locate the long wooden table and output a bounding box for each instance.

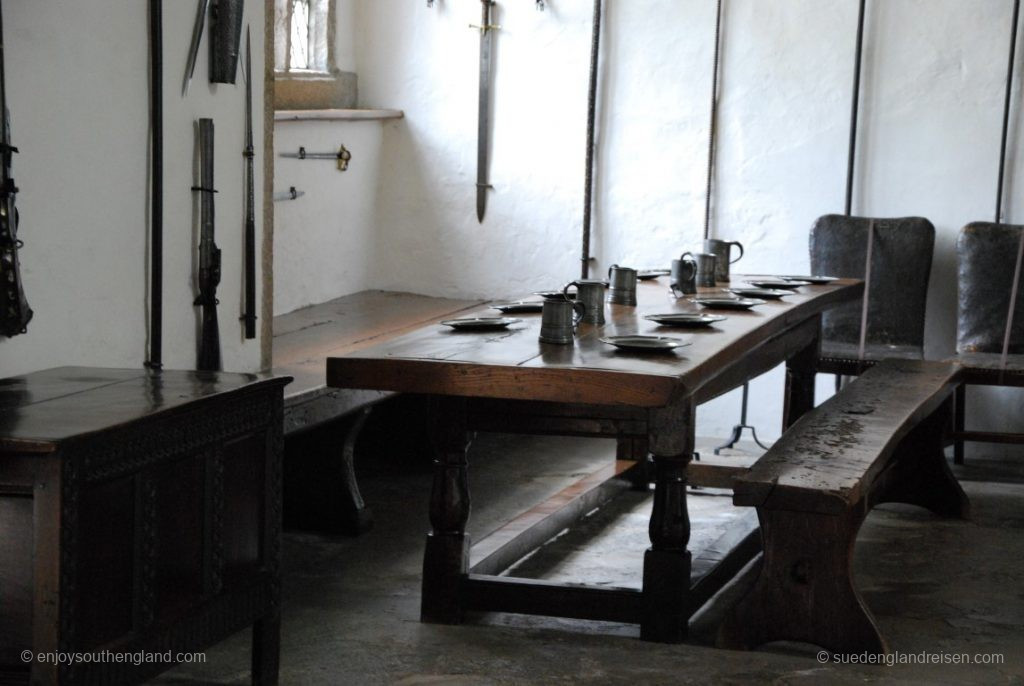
[327,276,862,642]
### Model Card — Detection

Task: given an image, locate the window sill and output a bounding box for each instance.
[274,70,357,110]
[274,109,404,122]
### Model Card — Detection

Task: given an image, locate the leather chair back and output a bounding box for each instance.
[810,214,935,350]
[957,222,1024,354]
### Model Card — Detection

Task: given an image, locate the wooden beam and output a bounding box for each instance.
[464,575,642,624]
[469,461,636,576]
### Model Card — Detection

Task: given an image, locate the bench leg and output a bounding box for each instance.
[953,383,966,465]
[421,397,472,624]
[641,400,694,643]
[339,408,374,534]
[878,403,970,519]
[616,436,651,490]
[718,507,887,655]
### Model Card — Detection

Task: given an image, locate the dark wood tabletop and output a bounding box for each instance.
[327,277,863,407]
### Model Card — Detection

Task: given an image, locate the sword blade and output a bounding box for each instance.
[183,0,211,97]
[476,2,494,223]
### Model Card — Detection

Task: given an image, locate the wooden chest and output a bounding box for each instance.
[0,367,290,685]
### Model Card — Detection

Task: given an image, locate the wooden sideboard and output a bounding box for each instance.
[0,367,290,685]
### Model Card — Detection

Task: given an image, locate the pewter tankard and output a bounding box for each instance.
[606,265,638,306]
[693,252,718,289]
[564,279,607,325]
[671,252,698,295]
[703,239,744,283]
[539,298,585,344]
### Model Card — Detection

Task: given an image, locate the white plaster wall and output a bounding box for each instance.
[272,119,382,314]
[0,1,265,377]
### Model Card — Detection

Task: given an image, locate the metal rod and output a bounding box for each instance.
[148,0,163,369]
[272,187,305,202]
[1000,229,1024,378]
[857,219,875,366]
[845,0,867,217]
[581,0,603,278]
[703,0,723,241]
[997,0,1021,224]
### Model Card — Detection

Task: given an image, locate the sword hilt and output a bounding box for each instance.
[469,23,501,33]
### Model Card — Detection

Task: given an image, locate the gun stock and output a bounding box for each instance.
[194,118,221,371]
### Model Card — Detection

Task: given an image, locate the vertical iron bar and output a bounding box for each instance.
[703,0,723,241]
[149,0,163,369]
[581,0,603,278]
[845,0,866,217]
[1000,230,1024,378]
[997,0,1021,224]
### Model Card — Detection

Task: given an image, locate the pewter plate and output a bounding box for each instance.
[533,290,577,300]
[690,297,767,310]
[747,279,812,289]
[728,287,792,299]
[780,275,838,284]
[599,335,692,352]
[637,269,671,280]
[490,300,544,313]
[643,313,727,328]
[441,317,522,330]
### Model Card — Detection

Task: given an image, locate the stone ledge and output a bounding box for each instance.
[274,108,405,122]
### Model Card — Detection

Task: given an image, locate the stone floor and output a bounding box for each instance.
[156,417,1024,685]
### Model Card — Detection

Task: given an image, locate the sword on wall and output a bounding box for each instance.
[471,0,498,222]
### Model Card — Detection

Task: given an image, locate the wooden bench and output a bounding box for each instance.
[273,291,483,534]
[718,359,970,655]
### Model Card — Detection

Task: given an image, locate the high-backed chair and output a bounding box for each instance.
[810,214,936,378]
[951,222,1024,463]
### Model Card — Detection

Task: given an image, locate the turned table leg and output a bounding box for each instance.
[421,396,472,624]
[641,399,695,643]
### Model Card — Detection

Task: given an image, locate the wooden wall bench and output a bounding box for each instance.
[272,291,482,533]
[0,367,290,685]
[718,359,969,655]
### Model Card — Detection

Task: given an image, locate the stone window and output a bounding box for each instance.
[273,0,356,109]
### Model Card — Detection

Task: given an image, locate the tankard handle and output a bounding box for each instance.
[729,241,744,263]
[571,300,586,328]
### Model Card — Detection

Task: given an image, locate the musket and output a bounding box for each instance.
[193,119,221,371]
[210,0,245,84]
[183,0,210,97]
[472,0,497,222]
[241,27,256,339]
[0,0,32,338]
